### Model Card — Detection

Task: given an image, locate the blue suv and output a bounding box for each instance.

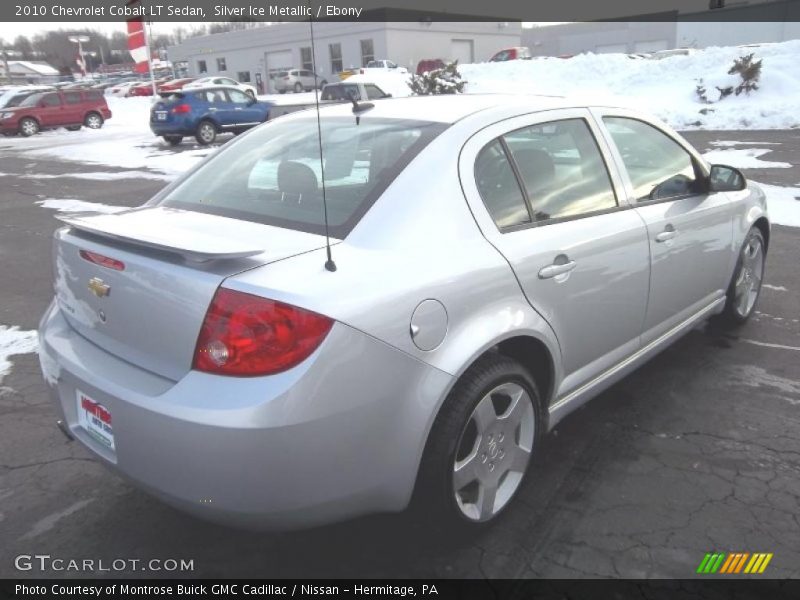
[150,86,272,146]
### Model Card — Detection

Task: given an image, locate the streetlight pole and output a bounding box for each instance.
[67,34,90,79]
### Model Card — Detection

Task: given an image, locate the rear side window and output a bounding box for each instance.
[475,140,530,229]
[603,117,701,202]
[195,90,226,103]
[85,91,103,101]
[64,92,81,105]
[503,119,617,222]
[159,117,446,237]
[41,94,61,107]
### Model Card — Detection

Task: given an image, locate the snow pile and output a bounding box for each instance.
[36,199,128,214]
[460,40,800,130]
[701,148,792,169]
[0,325,38,386]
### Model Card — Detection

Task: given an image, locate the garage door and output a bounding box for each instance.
[451,39,474,64]
[265,50,293,93]
[595,43,628,54]
[634,40,670,53]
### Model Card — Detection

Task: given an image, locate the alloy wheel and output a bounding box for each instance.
[198,123,215,144]
[452,382,535,522]
[85,114,102,129]
[20,119,38,136]
[734,234,764,318]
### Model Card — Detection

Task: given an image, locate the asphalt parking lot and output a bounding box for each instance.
[0,129,798,579]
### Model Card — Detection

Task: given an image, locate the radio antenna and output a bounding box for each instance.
[308,3,336,272]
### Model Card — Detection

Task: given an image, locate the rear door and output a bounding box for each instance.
[459,109,650,399]
[594,110,734,344]
[62,91,83,124]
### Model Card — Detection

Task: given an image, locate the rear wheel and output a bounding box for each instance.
[84,112,103,129]
[163,135,182,146]
[195,120,216,145]
[412,354,541,531]
[720,227,766,325]
[246,89,256,99]
[19,117,39,137]
[294,82,303,93]
[66,125,82,131]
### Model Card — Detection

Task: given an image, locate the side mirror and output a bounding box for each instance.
[709,164,746,192]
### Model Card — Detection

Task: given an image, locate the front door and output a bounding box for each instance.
[459,109,651,399]
[224,89,264,127]
[596,113,734,344]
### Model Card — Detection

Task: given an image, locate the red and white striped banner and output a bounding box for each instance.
[126,0,149,74]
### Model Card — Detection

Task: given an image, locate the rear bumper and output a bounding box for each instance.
[39,301,452,530]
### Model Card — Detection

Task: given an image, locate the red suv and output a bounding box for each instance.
[0,89,112,137]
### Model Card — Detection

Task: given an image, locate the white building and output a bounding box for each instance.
[7,60,60,84]
[168,21,521,93]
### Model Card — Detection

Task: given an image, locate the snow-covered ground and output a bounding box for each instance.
[0,325,38,386]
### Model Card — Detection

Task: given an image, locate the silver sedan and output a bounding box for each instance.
[38,95,769,530]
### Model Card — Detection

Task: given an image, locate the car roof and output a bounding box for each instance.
[290,93,589,124]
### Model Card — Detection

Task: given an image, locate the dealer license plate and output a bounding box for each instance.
[76,390,115,451]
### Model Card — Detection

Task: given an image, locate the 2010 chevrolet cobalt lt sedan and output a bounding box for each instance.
[39,95,769,530]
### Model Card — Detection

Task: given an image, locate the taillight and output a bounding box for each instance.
[79,249,125,271]
[193,288,333,376]
[172,103,191,114]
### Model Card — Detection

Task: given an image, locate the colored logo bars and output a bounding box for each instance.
[697,552,773,574]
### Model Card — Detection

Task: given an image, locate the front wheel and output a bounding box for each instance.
[19,117,39,137]
[720,227,766,325]
[84,112,104,129]
[194,120,217,145]
[412,354,541,531]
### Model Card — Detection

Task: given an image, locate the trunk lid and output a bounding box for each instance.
[54,207,327,381]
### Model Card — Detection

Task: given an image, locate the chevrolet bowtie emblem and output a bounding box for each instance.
[88,277,111,298]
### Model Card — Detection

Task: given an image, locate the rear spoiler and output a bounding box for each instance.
[57,208,264,262]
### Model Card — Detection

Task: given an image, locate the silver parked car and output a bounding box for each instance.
[39,95,768,530]
[274,69,327,93]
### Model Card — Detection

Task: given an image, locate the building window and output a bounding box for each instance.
[329,43,342,74]
[197,60,207,74]
[360,39,375,67]
[300,47,313,71]
[237,71,251,82]
[217,57,227,71]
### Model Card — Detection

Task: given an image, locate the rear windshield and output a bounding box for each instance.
[158,117,447,237]
[321,84,357,101]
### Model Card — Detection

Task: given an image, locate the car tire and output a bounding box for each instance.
[294,82,303,93]
[412,353,542,532]
[719,227,766,326]
[66,125,82,131]
[195,120,217,145]
[163,135,182,146]
[19,117,39,137]
[246,89,255,99]
[278,90,286,94]
[84,112,104,129]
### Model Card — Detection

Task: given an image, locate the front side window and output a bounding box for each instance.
[603,117,701,202]
[503,118,617,222]
[159,117,446,237]
[474,140,530,229]
[197,60,207,74]
[217,57,227,71]
[329,43,343,73]
[227,89,250,104]
[360,39,374,67]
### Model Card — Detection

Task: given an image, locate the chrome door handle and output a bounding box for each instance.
[655,225,677,243]
[538,259,577,279]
